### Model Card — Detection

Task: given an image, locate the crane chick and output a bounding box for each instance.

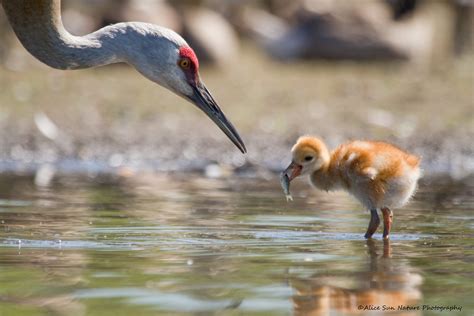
[281,136,421,239]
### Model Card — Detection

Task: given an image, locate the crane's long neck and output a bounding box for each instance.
[1,0,123,69]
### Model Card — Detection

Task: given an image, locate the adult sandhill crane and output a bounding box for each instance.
[1,0,246,153]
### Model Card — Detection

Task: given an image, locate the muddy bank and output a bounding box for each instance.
[0,129,471,181]
[0,48,472,179]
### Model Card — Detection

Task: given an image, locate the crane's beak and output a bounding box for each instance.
[188,81,246,154]
[282,161,302,181]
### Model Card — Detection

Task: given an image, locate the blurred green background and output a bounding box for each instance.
[0,0,473,179]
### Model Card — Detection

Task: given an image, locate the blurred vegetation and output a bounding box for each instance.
[0,0,473,178]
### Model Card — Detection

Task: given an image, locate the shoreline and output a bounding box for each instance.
[1,156,473,182]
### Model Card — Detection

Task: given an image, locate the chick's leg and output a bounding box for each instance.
[364,209,380,239]
[381,207,393,239]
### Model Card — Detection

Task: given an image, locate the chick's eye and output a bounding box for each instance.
[304,156,313,162]
[179,58,190,69]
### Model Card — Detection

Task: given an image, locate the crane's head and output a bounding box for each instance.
[128,27,246,154]
[282,136,330,181]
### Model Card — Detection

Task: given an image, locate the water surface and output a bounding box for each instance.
[0,174,472,315]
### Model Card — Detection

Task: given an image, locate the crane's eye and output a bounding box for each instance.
[179,58,191,69]
[304,156,313,162]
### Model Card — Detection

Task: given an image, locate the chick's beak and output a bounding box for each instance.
[188,81,246,154]
[283,161,302,181]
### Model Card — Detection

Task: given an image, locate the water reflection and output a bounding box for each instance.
[0,174,472,315]
[291,240,422,316]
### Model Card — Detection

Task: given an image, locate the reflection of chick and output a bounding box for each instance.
[283,136,421,239]
[291,240,422,316]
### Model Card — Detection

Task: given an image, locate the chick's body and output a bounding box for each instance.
[311,140,421,210]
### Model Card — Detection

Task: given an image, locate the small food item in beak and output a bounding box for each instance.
[280,173,293,202]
